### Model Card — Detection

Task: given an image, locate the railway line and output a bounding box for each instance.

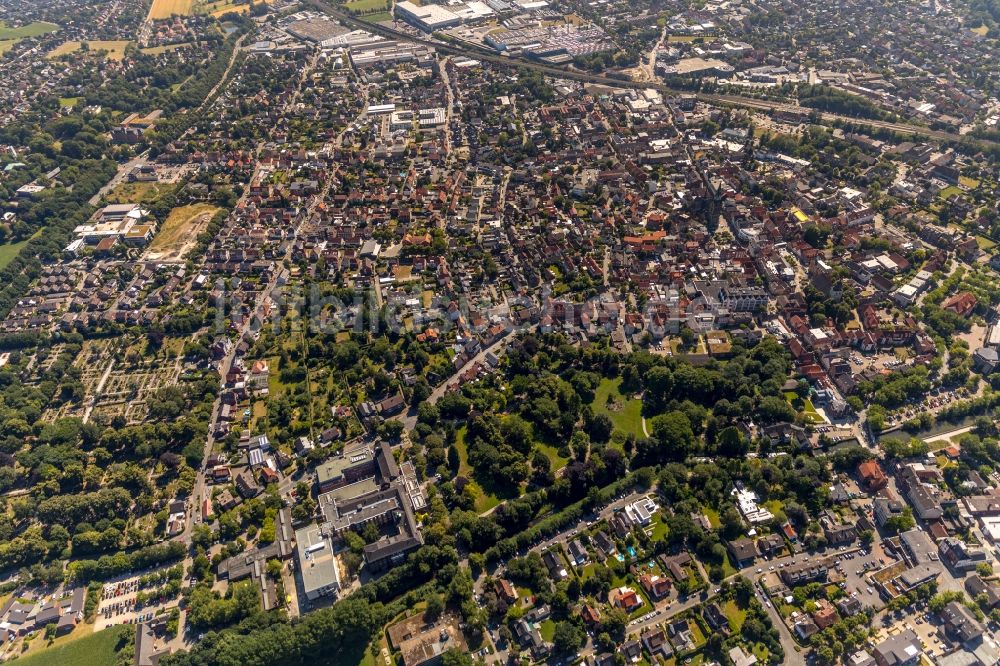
[307,0,995,147]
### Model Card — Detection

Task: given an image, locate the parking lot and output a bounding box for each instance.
[93,575,175,631]
[754,544,888,612]
[829,545,886,609]
[94,577,140,630]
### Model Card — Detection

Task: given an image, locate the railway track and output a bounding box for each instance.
[307,0,995,148]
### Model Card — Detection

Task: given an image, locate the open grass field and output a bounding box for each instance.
[14,625,130,666]
[141,42,193,55]
[971,25,989,36]
[147,203,219,260]
[346,0,390,11]
[592,377,644,437]
[0,21,59,40]
[106,181,177,205]
[0,238,30,270]
[535,442,569,471]
[48,40,131,60]
[0,21,58,54]
[148,0,195,20]
[359,12,393,23]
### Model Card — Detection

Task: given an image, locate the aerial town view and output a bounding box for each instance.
[0,0,999,664]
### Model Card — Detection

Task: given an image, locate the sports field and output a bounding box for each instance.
[148,0,194,20]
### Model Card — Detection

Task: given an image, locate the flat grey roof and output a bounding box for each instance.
[295,523,340,596]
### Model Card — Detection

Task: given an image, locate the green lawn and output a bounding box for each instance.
[688,619,706,648]
[106,181,177,204]
[649,514,668,541]
[358,11,392,22]
[0,238,30,270]
[14,626,130,666]
[592,377,644,438]
[345,0,389,11]
[453,426,471,476]
[538,619,556,641]
[536,442,569,471]
[784,392,822,423]
[453,426,506,513]
[703,507,720,528]
[939,185,962,200]
[719,552,738,578]
[722,599,747,630]
[0,21,59,40]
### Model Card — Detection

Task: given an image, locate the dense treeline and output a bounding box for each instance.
[36,487,133,528]
[161,597,390,666]
[68,541,187,583]
[798,84,894,121]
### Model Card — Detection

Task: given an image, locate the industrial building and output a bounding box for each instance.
[395,1,462,31]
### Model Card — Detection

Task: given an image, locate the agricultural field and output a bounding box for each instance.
[146,203,219,261]
[197,0,274,17]
[148,0,195,20]
[48,40,131,61]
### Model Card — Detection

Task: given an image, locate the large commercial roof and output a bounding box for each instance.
[396,1,461,28]
[295,523,340,597]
